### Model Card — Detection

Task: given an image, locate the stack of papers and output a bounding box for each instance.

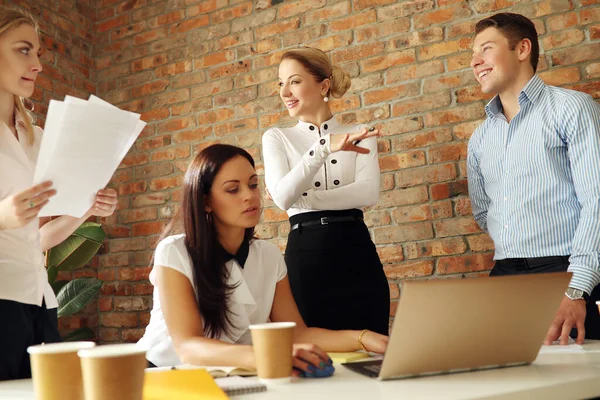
[34,95,145,217]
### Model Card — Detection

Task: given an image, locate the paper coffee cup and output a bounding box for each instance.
[78,344,147,400]
[249,322,296,384]
[27,341,96,400]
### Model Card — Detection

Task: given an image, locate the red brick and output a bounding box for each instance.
[431,180,469,200]
[263,208,288,223]
[467,233,495,252]
[551,43,600,66]
[384,260,434,279]
[392,93,452,117]
[149,176,184,191]
[101,312,138,328]
[387,60,445,83]
[397,164,457,188]
[377,0,435,20]
[419,38,471,61]
[374,222,433,244]
[428,142,468,163]
[437,253,494,275]
[303,1,350,25]
[132,221,165,237]
[454,198,473,216]
[361,50,416,73]
[364,210,392,227]
[364,83,419,105]
[392,204,432,224]
[331,9,376,32]
[398,128,450,152]
[278,0,327,18]
[434,217,481,238]
[377,246,405,264]
[379,151,426,172]
[424,104,486,127]
[405,237,467,259]
[414,3,472,29]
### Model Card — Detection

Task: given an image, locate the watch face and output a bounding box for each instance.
[567,288,584,299]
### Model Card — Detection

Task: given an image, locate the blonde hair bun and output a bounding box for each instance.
[329,65,351,99]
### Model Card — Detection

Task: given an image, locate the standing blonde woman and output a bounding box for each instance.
[262,47,390,336]
[0,6,117,380]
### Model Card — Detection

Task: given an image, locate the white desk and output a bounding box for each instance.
[3,343,600,400]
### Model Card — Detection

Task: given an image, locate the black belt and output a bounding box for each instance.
[495,255,570,269]
[290,216,363,231]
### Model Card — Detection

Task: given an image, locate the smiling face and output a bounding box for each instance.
[278,58,329,119]
[471,26,536,98]
[0,22,42,98]
[205,155,261,232]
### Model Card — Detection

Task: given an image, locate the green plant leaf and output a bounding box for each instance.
[51,279,69,295]
[47,265,58,285]
[47,224,106,271]
[57,278,102,317]
[62,327,95,342]
[74,222,106,243]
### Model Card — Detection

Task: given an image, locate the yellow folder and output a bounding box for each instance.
[327,351,369,363]
[143,369,228,400]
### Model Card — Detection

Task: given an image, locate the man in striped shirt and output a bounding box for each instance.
[468,13,600,344]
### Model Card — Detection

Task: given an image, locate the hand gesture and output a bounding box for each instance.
[330,127,380,154]
[0,181,56,230]
[86,188,118,218]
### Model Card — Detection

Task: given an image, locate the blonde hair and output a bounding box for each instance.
[281,47,351,99]
[0,6,38,145]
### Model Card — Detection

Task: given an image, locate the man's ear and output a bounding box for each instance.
[517,38,532,63]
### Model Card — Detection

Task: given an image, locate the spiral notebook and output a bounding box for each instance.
[215,376,267,396]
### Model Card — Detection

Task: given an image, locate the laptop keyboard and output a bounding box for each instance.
[342,360,383,378]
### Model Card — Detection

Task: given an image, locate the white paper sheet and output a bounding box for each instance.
[34,95,146,217]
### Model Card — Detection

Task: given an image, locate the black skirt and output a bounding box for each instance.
[285,209,390,335]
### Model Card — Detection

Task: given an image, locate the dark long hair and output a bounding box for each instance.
[161,144,255,339]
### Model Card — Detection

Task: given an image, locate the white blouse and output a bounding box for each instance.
[262,117,380,217]
[138,234,288,367]
[0,113,57,308]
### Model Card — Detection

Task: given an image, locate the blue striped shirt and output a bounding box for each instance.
[467,75,600,295]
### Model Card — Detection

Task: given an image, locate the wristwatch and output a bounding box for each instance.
[565,287,590,302]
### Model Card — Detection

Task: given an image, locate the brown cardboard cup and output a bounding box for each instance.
[27,341,96,400]
[78,344,147,400]
[249,322,296,384]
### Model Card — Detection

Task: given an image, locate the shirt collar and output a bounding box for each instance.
[219,238,250,269]
[484,75,545,119]
[296,116,339,135]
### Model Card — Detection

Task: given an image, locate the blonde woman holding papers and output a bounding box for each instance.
[262,47,390,335]
[0,6,117,380]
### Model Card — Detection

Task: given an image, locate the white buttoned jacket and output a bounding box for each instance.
[262,117,380,217]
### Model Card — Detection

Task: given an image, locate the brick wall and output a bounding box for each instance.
[90,0,600,342]
[7,0,600,342]
[3,0,98,336]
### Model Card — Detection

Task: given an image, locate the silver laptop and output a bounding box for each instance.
[343,272,571,380]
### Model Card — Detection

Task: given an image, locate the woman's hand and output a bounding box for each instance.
[330,127,380,154]
[360,330,388,354]
[291,343,334,378]
[86,188,118,218]
[0,181,56,230]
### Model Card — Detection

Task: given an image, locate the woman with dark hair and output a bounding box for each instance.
[138,144,387,375]
[262,47,390,336]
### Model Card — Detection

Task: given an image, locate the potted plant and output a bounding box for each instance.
[46,221,105,341]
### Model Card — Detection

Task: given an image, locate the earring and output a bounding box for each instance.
[205,212,212,224]
[323,96,329,103]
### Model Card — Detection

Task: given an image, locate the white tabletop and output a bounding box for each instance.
[3,343,600,400]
